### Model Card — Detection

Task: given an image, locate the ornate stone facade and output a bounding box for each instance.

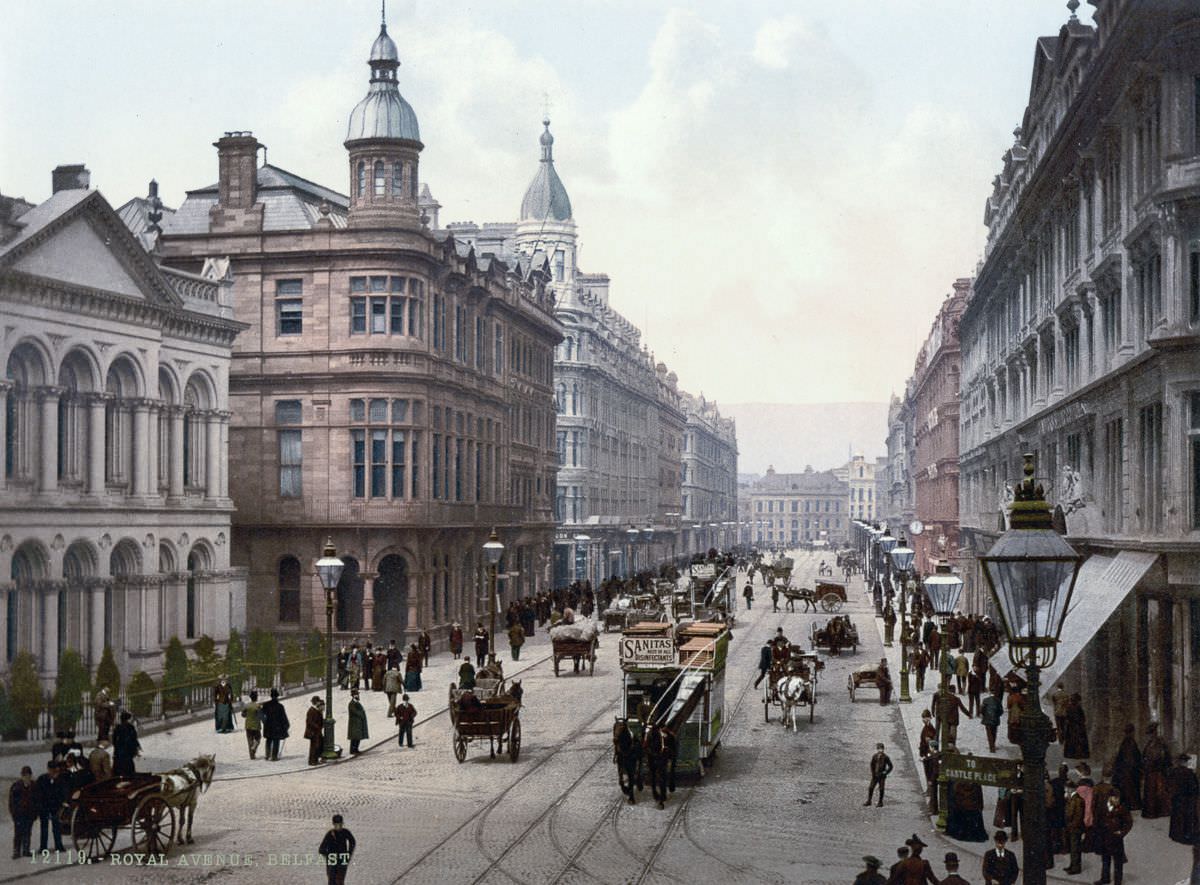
[1,170,246,683]
[745,466,848,548]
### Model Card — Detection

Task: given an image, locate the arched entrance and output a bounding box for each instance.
[374,554,408,643]
[336,556,363,633]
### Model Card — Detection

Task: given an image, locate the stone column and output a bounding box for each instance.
[361,573,376,634]
[169,407,185,499]
[218,412,231,499]
[90,582,106,666]
[1159,204,1183,330]
[132,400,151,497]
[42,583,59,679]
[205,412,221,500]
[146,402,160,499]
[0,585,8,664]
[86,395,106,496]
[38,387,61,493]
[0,382,9,494]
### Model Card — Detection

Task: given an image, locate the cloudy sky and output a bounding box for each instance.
[2,1,1093,407]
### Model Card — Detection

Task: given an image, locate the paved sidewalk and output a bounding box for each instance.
[861,576,1193,885]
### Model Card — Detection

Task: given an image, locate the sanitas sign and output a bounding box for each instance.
[619,636,675,667]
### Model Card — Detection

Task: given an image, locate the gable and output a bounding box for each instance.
[11,215,148,300]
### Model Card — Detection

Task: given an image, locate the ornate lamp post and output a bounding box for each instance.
[890,535,915,703]
[980,454,1082,885]
[315,539,345,761]
[625,524,639,580]
[925,556,963,830]
[869,527,884,616]
[482,529,505,665]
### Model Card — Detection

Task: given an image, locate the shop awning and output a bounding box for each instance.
[1038,551,1157,699]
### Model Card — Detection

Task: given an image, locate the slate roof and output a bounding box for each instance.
[162,165,349,234]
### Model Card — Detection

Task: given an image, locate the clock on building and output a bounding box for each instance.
[908,520,924,536]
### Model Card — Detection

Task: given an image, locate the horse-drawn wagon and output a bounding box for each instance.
[550,617,599,676]
[847,661,893,701]
[449,677,522,762]
[810,615,859,654]
[813,579,848,612]
[61,755,215,860]
[762,646,821,729]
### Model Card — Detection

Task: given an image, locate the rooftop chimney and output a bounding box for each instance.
[213,132,260,209]
[52,164,90,194]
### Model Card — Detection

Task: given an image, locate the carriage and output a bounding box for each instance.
[551,634,598,676]
[60,756,215,860]
[762,645,821,728]
[847,662,891,701]
[449,678,522,762]
[809,615,859,654]
[813,579,848,612]
[603,594,665,632]
[771,556,794,586]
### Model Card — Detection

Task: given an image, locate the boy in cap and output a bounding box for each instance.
[852,855,885,885]
[864,742,893,807]
[318,813,355,885]
[941,851,970,885]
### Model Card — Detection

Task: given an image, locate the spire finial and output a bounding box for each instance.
[1066,0,1079,19]
[381,0,387,26]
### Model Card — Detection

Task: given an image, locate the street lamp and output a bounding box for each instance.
[980,454,1082,885]
[626,524,639,580]
[482,529,505,665]
[890,535,916,704]
[869,527,883,615]
[925,555,963,830]
[315,538,345,761]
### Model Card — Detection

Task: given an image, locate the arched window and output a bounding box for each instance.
[571,383,579,416]
[410,164,418,199]
[555,384,566,413]
[182,380,207,489]
[278,556,301,623]
[357,161,366,197]
[392,162,403,196]
[186,553,198,639]
[373,160,386,197]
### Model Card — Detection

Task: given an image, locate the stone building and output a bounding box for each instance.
[745,466,848,548]
[909,279,969,572]
[957,0,1200,757]
[882,389,915,532]
[835,453,879,523]
[681,393,739,554]
[153,18,561,648]
[1,167,246,683]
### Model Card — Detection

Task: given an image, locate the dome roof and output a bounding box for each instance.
[345,23,420,144]
[520,119,572,222]
[370,26,399,62]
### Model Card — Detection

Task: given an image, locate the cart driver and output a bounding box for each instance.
[770,628,791,666]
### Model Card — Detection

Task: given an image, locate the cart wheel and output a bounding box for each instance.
[71,807,116,860]
[821,594,840,612]
[131,795,176,856]
[454,734,467,763]
[508,718,521,762]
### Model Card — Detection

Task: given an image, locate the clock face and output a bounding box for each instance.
[908,520,924,536]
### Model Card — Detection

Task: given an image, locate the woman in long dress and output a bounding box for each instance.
[1142,722,1172,818]
[404,643,423,692]
[946,779,989,841]
[1061,694,1090,759]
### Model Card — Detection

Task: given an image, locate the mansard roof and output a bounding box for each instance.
[164,164,350,234]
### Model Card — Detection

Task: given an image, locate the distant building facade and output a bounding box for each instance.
[154,20,561,649]
[745,466,848,547]
[957,1,1200,758]
[681,393,739,553]
[1,169,246,683]
[882,390,915,533]
[835,453,879,523]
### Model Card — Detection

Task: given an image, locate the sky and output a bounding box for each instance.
[1,0,1096,406]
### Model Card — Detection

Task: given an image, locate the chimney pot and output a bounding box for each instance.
[51,164,90,194]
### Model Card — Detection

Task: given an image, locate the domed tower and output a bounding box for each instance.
[344,11,423,228]
[515,118,578,300]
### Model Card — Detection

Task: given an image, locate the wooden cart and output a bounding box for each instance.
[551,634,598,676]
[814,579,849,612]
[810,616,859,654]
[449,682,522,762]
[847,663,890,701]
[60,774,178,860]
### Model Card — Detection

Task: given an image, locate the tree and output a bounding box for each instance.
[126,671,157,718]
[281,637,305,685]
[94,646,121,696]
[0,684,18,741]
[191,634,220,682]
[246,630,277,688]
[225,629,245,694]
[306,630,325,680]
[8,652,43,736]
[53,648,90,731]
[162,637,190,711]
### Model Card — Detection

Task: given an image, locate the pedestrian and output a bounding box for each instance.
[643,723,672,809]
[347,647,361,691]
[508,621,525,661]
[384,665,402,717]
[449,622,464,660]
[980,688,1003,753]
[458,659,476,690]
[261,687,290,761]
[892,835,938,883]
[947,778,989,842]
[1051,682,1070,738]
[373,649,386,693]
[50,731,69,762]
[404,643,423,692]
[33,761,66,852]
[1047,763,1068,856]
[305,696,325,765]
[8,765,34,859]
[888,846,909,883]
[966,666,983,717]
[361,642,373,690]
[337,645,350,688]
[1005,681,1025,746]
[754,639,772,689]
[386,639,400,672]
[112,712,140,777]
[953,652,969,694]
[213,675,235,733]
[93,688,115,743]
[1110,723,1142,812]
[1060,692,1090,759]
[318,813,356,885]
[981,830,1019,885]
[882,602,896,646]
[918,709,937,776]
[419,629,432,667]
[1064,778,1085,875]
[912,645,929,692]
[863,742,893,807]
[474,622,489,668]
[770,583,780,612]
[876,659,893,705]
[743,582,753,610]
[88,741,112,782]
[1168,753,1198,846]
[347,690,368,755]
[936,683,971,748]
[852,855,886,885]
[940,851,970,885]
[242,690,263,760]
[394,694,416,748]
[1095,790,1132,885]
[1141,721,1171,818]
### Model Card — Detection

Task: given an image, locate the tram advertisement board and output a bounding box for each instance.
[619,635,676,668]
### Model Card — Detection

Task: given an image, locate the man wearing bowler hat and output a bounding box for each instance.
[318,813,355,885]
[982,829,1019,885]
[941,851,970,885]
[852,855,886,885]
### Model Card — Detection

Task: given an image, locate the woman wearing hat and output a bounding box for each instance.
[891,835,937,884]
[1168,752,1198,845]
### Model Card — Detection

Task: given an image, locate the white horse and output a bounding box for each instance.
[777,676,812,732]
[158,754,216,845]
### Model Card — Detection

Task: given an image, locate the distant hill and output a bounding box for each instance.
[721,402,889,474]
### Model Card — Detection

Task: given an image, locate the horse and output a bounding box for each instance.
[612,719,642,804]
[158,754,216,845]
[784,587,817,613]
[777,676,812,732]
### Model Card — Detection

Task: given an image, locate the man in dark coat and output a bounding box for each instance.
[395,694,417,748]
[318,814,356,885]
[473,622,489,668]
[981,830,1019,885]
[261,687,290,761]
[93,689,116,743]
[346,690,368,755]
[8,765,34,859]
[305,696,326,765]
[33,761,66,852]
[386,639,400,671]
[754,640,772,688]
[1141,722,1171,818]
[940,851,970,885]
[980,688,1003,753]
[936,684,971,748]
[1168,753,1198,846]
[864,742,893,807]
[1095,791,1133,885]
[1110,723,1143,812]
[891,835,938,884]
[111,712,140,777]
[643,723,673,809]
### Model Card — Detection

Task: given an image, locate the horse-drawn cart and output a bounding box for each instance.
[763,646,821,728]
[60,756,215,860]
[814,579,848,612]
[449,680,522,762]
[552,635,597,676]
[847,662,891,701]
[810,615,859,654]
